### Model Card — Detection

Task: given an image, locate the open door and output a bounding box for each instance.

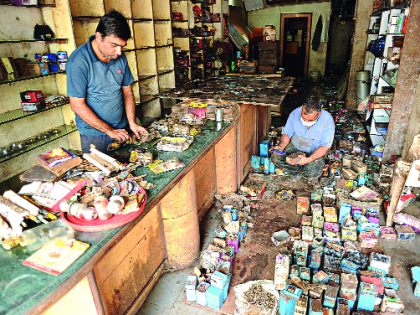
[280,13,312,78]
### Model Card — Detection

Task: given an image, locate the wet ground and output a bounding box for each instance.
[138,80,420,314]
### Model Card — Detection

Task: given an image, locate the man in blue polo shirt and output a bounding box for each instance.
[66,10,148,152]
[271,97,335,184]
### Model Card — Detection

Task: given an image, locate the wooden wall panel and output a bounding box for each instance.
[194,147,216,214]
[42,277,99,315]
[215,127,237,194]
[239,104,257,182]
[94,207,164,315]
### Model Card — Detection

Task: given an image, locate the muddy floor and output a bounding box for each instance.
[231,175,310,287]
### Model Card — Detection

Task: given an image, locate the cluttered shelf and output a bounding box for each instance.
[0,101,69,126]
[0,119,233,315]
[0,72,65,86]
[0,38,68,44]
[138,74,157,81]
[158,69,174,75]
[0,124,77,164]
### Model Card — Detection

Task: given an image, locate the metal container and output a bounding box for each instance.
[356,70,371,106]
[215,109,223,122]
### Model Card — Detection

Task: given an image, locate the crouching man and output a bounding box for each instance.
[271,97,335,184]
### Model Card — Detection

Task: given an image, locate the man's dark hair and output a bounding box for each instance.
[96,10,131,40]
[302,97,322,114]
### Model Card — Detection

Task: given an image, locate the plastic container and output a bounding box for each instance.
[19,219,75,251]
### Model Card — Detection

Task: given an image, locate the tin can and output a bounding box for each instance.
[57,51,68,60]
[215,109,223,122]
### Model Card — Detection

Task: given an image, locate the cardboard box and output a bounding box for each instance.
[14,58,30,77]
[358,282,378,312]
[395,224,415,240]
[206,285,224,311]
[309,298,323,315]
[294,295,308,315]
[284,284,303,300]
[274,254,290,290]
[299,267,310,280]
[0,57,19,81]
[21,100,46,112]
[28,62,42,76]
[185,275,197,301]
[297,197,310,214]
[279,290,296,315]
[196,282,210,306]
[20,90,44,102]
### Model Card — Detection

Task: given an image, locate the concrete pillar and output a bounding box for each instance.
[346,0,374,110]
[383,0,420,162]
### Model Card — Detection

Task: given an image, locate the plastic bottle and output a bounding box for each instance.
[396,12,405,34]
[402,8,409,34]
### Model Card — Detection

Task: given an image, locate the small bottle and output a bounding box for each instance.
[396,12,405,33]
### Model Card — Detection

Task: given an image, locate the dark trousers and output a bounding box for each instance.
[271,142,325,179]
[80,134,115,153]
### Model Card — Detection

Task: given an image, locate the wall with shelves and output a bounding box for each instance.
[363,3,409,149]
[171,0,217,84]
[0,0,77,182]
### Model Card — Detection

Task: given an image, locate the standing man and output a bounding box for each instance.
[271,98,335,184]
[66,10,148,152]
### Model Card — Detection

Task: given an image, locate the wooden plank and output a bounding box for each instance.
[69,0,105,17]
[215,126,238,194]
[42,276,99,315]
[239,104,257,182]
[194,147,216,211]
[225,73,284,77]
[125,262,165,315]
[94,206,159,285]
[95,221,164,315]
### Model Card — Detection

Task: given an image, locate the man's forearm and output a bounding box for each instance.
[308,146,329,162]
[122,86,136,126]
[277,134,291,151]
[70,97,113,134]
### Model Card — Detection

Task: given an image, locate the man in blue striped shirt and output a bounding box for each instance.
[271,98,335,183]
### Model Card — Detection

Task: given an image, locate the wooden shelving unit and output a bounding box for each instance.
[0,3,77,182]
[171,0,216,85]
[363,3,410,147]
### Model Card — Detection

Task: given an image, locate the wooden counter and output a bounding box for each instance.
[0,104,269,315]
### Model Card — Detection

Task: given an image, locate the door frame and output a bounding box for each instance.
[280,13,312,78]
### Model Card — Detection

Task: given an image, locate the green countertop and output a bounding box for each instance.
[0,120,231,315]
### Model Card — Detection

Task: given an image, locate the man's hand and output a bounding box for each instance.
[269,145,283,153]
[296,156,311,165]
[130,122,149,139]
[106,128,130,142]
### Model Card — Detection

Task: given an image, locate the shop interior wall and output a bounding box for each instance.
[326,18,354,76]
[247,2,332,77]
[0,6,72,182]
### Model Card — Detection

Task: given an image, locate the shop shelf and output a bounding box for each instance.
[0,72,65,86]
[0,124,77,164]
[0,38,68,44]
[0,101,70,126]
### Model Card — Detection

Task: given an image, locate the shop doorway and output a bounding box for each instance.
[280,13,312,78]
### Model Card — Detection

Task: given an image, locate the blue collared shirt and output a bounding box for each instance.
[282,106,335,153]
[66,35,134,136]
